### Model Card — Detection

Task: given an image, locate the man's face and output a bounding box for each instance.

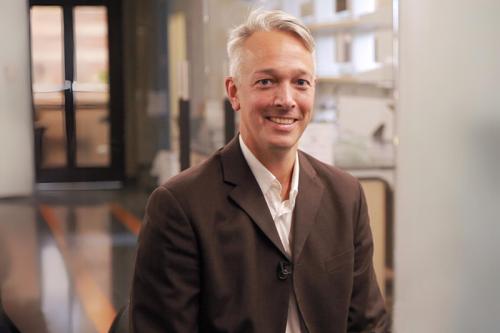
[226,30,315,160]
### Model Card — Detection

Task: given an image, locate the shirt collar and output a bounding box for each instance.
[239,135,299,203]
[289,156,299,205]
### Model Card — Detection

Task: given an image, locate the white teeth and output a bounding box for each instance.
[269,117,295,125]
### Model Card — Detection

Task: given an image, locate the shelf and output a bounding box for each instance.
[316,75,393,90]
[307,5,392,33]
[344,168,396,189]
[316,63,394,90]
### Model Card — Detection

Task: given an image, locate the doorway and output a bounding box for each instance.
[30,0,124,183]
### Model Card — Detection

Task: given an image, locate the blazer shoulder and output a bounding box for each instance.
[299,150,363,204]
[164,151,222,187]
[300,150,359,186]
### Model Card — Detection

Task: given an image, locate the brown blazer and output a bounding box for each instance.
[130,137,390,333]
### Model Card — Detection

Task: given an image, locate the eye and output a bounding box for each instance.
[256,79,274,87]
[296,79,310,87]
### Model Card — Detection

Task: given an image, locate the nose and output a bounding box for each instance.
[273,83,296,109]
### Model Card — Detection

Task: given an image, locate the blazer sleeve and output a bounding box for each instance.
[347,183,391,333]
[130,186,200,333]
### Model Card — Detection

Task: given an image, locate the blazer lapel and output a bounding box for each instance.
[220,137,288,258]
[292,152,325,263]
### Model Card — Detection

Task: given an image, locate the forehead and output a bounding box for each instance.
[239,30,314,76]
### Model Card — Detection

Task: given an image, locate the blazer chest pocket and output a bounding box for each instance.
[323,248,354,273]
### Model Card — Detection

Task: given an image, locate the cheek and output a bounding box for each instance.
[239,89,270,109]
[239,99,267,127]
[244,95,273,122]
[249,91,274,108]
[297,94,315,113]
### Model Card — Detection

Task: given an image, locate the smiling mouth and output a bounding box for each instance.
[268,117,296,125]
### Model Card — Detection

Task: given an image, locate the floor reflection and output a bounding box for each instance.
[0,187,147,333]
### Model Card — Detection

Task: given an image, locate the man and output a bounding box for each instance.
[131,9,389,333]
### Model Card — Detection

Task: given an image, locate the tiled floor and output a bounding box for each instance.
[0,187,150,333]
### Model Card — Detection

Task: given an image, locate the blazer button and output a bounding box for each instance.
[277,261,292,280]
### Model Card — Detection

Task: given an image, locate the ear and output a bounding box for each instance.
[225,77,241,111]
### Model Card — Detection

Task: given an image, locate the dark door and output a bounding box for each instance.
[30,0,124,183]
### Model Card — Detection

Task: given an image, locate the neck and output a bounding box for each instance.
[255,147,296,200]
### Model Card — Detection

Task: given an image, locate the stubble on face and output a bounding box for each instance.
[231,30,316,163]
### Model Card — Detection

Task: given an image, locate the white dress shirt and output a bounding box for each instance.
[239,135,302,333]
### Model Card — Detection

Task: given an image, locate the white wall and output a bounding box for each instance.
[395,0,500,332]
[0,1,34,197]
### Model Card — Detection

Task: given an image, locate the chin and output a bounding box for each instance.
[267,139,298,152]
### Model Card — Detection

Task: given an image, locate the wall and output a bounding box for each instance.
[395,0,500,331]
[0,1,34,197]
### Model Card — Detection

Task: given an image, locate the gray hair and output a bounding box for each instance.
[227,9,315,77]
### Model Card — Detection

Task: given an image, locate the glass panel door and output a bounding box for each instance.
[31,6,67,168]
[30,1,124,183]
[73,6,110,167]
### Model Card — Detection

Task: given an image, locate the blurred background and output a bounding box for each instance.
[0,0,499,332]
